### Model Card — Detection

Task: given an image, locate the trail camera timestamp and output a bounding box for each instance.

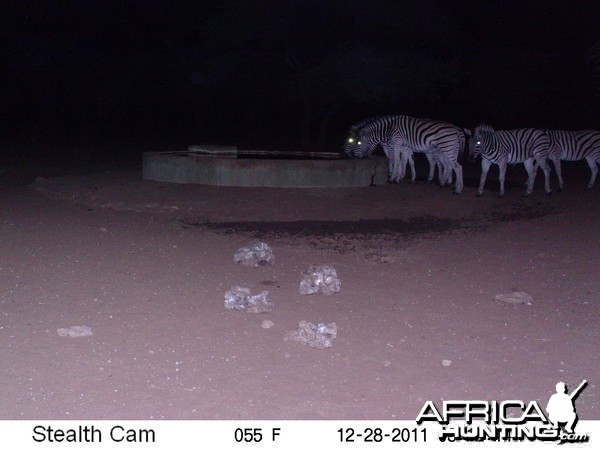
[338,427,427,443]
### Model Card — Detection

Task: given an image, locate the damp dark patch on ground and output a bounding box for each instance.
[179,201,560,253]
[486,201,561,223]
[180,215,458,239]
[181,215,461,254]
[180,201,559,240]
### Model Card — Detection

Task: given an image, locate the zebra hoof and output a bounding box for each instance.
[452,190,462,195]
[546,190,552,196]
[475,192,482,197]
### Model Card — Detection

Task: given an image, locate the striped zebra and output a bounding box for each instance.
[401,126,466,186]
[344,118,401,181]
[539,130,600,190]
[466,125,552,197]
[344,117,418,182]
[344,116,455,186]
[401,147,453,186]
[343,115,464,194]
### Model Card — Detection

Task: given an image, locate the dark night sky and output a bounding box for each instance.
[1,0,599,159]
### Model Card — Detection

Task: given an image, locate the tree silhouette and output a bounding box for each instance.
[200,0,463,150]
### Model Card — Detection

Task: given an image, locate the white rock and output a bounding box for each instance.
[494,291,533,305]
[261,320,274,329]
[57,325,93,338]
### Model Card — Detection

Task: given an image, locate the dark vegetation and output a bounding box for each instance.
[1,1,598,164]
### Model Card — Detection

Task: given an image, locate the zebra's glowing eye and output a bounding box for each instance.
[348,138,354,143]
[476,141,481,145]
[358,141,362,145]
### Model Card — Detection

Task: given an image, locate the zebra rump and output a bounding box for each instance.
[543,129,600,190]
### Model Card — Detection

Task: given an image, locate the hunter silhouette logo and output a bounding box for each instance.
[546,379,587,434]
[416,379,590,443]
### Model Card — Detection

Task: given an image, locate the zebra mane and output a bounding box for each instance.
[474,124,495,135]
[350,115,400,134]
[349,117,377,134]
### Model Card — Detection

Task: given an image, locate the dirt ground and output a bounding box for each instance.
[0,160,598,420]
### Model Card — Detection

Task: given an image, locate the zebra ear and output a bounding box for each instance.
[464,128,472,137]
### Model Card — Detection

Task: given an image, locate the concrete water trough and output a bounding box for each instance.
[142,145,388,188]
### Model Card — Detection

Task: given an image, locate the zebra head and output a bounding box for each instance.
[343,132,367,158]
[344,118,381,158]
[467,124,494,163]
[343,134,357,156]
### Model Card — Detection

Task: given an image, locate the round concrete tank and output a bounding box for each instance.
[142,148,388,188]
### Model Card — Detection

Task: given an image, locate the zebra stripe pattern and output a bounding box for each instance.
[343,115,464,194]
[344,117,405,182]
[467,124,551,197]
[543,129,600,190]
[344,117,416,182]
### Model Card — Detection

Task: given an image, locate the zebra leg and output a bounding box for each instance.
[523,158,537,196]
[432,153,451,187]
[404,148,417,183]
[397,149,408,182]
[498,161,507,197]
[535,156,552,194]
[383,143,399,182]
[381,144,393,181]
[393,148,405,183]
[551,155,563,191]
[396,157,406,182]
[446,162,455,187]
[438,160,447,186]
[425,153,435,183]
[453,163,463,194]
[527,160,539,189]
[476,158,491,196]
[391,146,405,183]
[585,155,598,189]
[437,157,452,187]
[396,151,406,182]
[389,152,397,182]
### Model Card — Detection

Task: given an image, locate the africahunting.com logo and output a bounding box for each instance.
[416,380,590,444]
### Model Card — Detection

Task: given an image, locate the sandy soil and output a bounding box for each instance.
[0,162,598,420]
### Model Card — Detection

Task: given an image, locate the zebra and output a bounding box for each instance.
[466,124,552,197]
[344,119,404,182]
[400,146,453,186]
[537,130,600,190]
[344,117,421,183]
[343,115,464,193]
[344,116,455,185]
[400,126,466,186]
